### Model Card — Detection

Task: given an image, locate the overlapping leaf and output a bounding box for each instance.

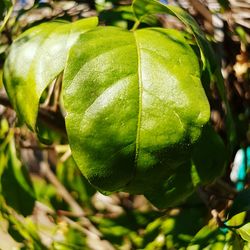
[3,17,98,130]
[191,124,227,185]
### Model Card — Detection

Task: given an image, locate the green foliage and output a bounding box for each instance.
[1,139,35,216]
[3,17,98,130]
[3,0,220,208]
[0,0,12,21]
[0,121,35,216]
[57,157,96,207]
[0,0,249,248]
[0,0,14,34]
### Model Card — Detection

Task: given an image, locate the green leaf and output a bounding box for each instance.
[226,212,246,227]
[228,189,250,219]
[63,26,209,207]
[191,125,227,185]
[8,220,26,243]
[0,0,12,25]
[3,17,98,130]
[1,138,35,216]
[238,223,250,242]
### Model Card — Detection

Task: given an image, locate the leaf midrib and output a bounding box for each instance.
[133,31,142,169]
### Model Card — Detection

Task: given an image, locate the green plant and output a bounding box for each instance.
[0,0,250,249]
[3,0,226,208]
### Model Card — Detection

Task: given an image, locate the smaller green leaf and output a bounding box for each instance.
[0,0,13,32]
[3,17,98,131]
[191,125,227,185]
[1,138,35,216]
[228,189,250,219]
[8,220,25,243]
[145,162,194,208]
[226,212,246,227]
[238,223,250,242]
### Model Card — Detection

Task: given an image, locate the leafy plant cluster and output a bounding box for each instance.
[0,0,249,249]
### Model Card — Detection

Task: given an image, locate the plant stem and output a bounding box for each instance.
[0,92,67,137]
[131,20,140,31]
[197,187,225,228]
[0,5,14,33]
[40,161,101,237]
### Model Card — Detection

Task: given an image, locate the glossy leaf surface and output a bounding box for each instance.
[3,17,98,130]
[132,0,216,71]
[63,26,210,204]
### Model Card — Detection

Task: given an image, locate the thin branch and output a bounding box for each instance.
[51,73,63,112]
[215,179,238,195]
[60,148,72,162]
[38,108,66,137]
[40,79,57,108]
[35,202,115,250]
[0,92,11,107]
[63,216,115,250]
[0,3,14,33]
[197,187,225,227]
[40,161,84,216]
[0,92,67,137]
[19,144,54,150]
[188,0,212,24]
[39,161,101,237]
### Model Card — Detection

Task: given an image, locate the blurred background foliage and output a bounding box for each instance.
[0,0,249,249]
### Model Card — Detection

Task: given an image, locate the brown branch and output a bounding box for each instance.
[38,107,66,137]
[197,187,225,228]
[188,0,212,24]
[215,179,237,195]
[36,202,115,250]
[0,92,67,137]
[40,162,85,216]
[40,161,102,237]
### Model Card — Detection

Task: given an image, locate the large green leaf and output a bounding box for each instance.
[63,26,210,206]
[3,17,98,130]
